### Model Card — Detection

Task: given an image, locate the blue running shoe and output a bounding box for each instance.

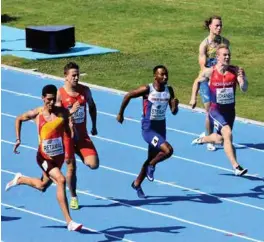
[146,165,155,181]
[131,182,146,198]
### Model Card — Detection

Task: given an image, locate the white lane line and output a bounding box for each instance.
[2,171,262,242]
[1,88,196,136]
[1,202,134,242]
[2,88,264,153]
[1,140,264,212]
[2,112,263,181]
[2,63,264,127]
[1,113,235,172]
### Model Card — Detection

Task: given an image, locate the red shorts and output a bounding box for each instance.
[63,133,75,160]
[75,135,97,158]
[36,152,64,175]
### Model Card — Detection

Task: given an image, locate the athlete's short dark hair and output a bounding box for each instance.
[42,84,57,97]
[64,62,79,75]
[153,65,168,75]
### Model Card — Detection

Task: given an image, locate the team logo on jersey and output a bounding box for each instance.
[162,92,167,97]
[47,139,53,144]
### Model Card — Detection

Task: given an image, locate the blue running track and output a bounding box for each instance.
[1,66,264,242]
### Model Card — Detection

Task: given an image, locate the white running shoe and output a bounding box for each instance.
[67,220,83,231]
[5,173,22,191]
[207,143,216,151]
[234,166,248,176]
[191,132,205,145]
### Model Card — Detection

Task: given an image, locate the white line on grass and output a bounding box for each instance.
[2,88,264,154]
[1,203,135,242]
[1,140,264,212]
[2,171,262,242]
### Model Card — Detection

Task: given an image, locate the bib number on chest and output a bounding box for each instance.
[72,106,85,123]
[216,87,234,104]
[42,137,64,157]
[150,104,167,120]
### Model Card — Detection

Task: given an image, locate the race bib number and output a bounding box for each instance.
[216,87,234,104]
[72,106,85,124]
[42,137,64,157]
[150,104,167,120]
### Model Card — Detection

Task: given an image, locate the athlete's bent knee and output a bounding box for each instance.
[56,176,66,186]
[221,126,232,140]
[163,144,173,158]
[84,156,99,170]
[211,133,223,144]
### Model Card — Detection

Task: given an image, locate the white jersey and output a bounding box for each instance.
[142,83,170,122]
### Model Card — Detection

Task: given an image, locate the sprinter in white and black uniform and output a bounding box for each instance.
[117,65,179,198]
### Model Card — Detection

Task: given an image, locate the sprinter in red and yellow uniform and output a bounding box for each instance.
[5,84,82,231]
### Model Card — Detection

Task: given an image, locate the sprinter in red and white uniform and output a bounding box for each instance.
[190,44,248,176]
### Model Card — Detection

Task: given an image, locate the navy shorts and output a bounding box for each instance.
[142,124,166,149]
[209,107,235,133]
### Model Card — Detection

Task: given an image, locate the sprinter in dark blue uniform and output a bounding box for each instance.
[117,65,179,198]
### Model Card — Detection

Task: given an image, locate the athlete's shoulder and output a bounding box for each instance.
[57,86,67,97]
[228,65,238,74]
[58,86,65,93]
[199,37,208,49]
[55,106,69,118]
[167,85,174,91]
[24,106,42,119]
[35,106,43,114]
[200,37,208,45]
[77,83,90,96]
[167,85,175,96]
[222,37,230,46]
[78,83,89,90]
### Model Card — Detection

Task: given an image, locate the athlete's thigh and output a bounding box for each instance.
[223,110,235,130]
[209,108,228,134]
[142,129,166,149]
[36,153,64,175]
[48,167,65,184]
[75,136,98,158]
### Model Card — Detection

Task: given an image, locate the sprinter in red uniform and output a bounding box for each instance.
[56,62,99,209]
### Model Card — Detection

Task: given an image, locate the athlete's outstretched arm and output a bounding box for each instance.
[168,86,179,115]
[117,85,149,124]
[14,108,39,154]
